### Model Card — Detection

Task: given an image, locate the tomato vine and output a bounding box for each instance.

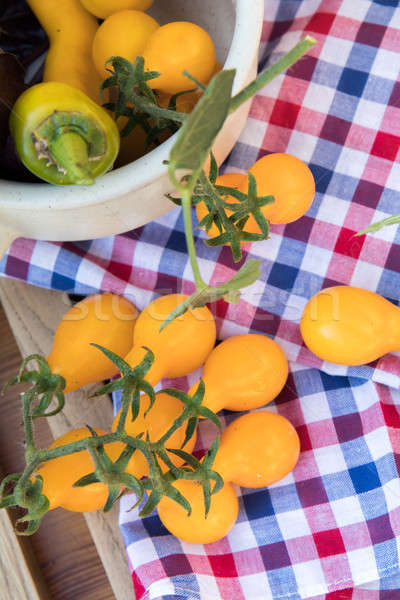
[0,348,222,534]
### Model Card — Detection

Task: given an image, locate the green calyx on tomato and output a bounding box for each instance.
[10,81,120,185]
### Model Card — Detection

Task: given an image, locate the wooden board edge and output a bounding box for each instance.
[0,483,50,600]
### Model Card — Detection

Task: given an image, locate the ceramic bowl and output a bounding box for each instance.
[0,0,264,257]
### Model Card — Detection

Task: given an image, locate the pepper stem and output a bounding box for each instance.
[49,132,94,185]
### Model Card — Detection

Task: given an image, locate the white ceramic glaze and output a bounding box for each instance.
[0,0,264,256]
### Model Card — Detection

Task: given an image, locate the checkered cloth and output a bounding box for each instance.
[1,0,400,598]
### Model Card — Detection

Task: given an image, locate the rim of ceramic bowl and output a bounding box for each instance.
[0,0,264,210]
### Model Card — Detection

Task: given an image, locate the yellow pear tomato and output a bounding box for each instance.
[157,479,239,544]
[300,285,400,365]
[92,10,159,80]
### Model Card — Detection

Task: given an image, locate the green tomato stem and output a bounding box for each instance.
[49,131,94,185]
[181,186,207,291]
[18,456,41,491]
[23,392,37,463]
[158,406,190,447]
[134,96,186,124]
[20,430,164,471]
[228,35,317,115]
[115,385,134,435]
[198,170,243,261]
[17,432,147,489]
[355,213,400,236]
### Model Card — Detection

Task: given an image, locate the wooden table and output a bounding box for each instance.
[0,279,134,600]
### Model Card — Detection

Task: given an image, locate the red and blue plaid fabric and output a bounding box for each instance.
[1,0,400,598]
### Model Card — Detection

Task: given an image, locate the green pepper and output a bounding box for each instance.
[9,81,120,185]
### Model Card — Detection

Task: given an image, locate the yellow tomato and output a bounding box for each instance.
[37,428,121,512]
[111,392,197,479]
[143,21,216,94]
[300,285,400,365]
[92,10,159,80]
[213,411,300,488]
[47,293,138,393]
[80,0,154,20]
[124,294,216,383]
[239,153,315,224]
[158,410,300,543]
[157,479,238,544]
[195,172,247,238]
[189,334,288,413]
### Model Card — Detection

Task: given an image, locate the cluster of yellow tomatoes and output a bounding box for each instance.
[34,281,400,543]
[37,292,298,543]
[25,0,219,171]
[89,2,217,95]
[83,0,219,165]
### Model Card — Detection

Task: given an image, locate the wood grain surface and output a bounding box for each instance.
[0,472,50,600]
[0,279,135,600]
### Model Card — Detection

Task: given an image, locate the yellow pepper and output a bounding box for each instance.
[27,0,102,104]
[10,82,120,185]
[80,0,154,20]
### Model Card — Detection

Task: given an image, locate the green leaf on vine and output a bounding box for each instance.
[169,69,235,175]
[160,258,261,331]
[355,214,400,236]
[214,258,262,301]
[91,343,132,376]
